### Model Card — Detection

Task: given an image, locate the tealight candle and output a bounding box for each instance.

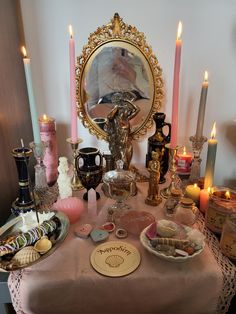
[185,183,200,205]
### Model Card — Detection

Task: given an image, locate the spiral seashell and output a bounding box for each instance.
[12,246,40,266]
[105,255,124,268]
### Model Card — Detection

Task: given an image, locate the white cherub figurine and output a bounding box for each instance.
[57,157,72,199]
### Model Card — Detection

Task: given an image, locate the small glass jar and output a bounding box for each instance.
[163,189,182,217]
[205,187,236,234]
[174,198,198,226]
[220,213,236,261]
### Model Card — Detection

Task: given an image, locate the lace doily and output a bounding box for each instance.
[196,213,236,314]
[8,270,24,313]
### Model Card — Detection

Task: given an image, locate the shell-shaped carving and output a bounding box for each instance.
[105,255,124,268]
[34,236,52,254]
[12,246,40,266]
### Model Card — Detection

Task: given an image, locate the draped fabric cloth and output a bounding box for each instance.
[8,182,236,314]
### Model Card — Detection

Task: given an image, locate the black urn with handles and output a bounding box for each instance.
[146,112,171,184]
[76,147,103,200]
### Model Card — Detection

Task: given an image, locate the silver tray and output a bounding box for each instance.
[0,211,69,272]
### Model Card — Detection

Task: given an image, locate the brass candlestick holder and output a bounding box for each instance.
[66,137,83,191]
[161,144,180,199]
[189,135,207,183]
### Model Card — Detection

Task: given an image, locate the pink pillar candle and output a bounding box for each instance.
[199,188,210,214]
[39,114,58,185]
[170,22,182,148]
[69,25,78,142]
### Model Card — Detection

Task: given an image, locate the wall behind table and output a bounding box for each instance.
[0,0,34,225]
[20,0,236,187]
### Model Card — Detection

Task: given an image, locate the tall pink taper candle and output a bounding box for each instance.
[170,21,182,148]
[69,25,77,142]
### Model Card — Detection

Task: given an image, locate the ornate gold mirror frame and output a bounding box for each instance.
[76,13,164,140]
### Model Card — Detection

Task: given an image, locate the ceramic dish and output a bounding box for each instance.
[140,224,205,263]
[0,211,69,271]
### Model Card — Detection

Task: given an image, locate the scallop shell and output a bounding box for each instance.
[34,236,52,254]
[12,246,40,266]
[105,255,124,268]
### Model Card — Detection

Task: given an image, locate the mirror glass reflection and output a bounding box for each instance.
[82,42,154,132]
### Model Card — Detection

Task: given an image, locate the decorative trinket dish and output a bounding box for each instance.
[140,220,205,262]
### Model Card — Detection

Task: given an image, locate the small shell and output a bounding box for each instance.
[105,255,124,268]
[12,246,40,266]
[150,237,190,248]
[34,236,52,254]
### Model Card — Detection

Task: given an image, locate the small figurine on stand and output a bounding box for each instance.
[57,157,72,199]
[145,151,162,206]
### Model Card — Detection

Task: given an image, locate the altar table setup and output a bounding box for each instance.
[1,8,236,314]
[6,182,236,314]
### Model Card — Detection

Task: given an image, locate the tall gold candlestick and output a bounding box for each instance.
[66,138,84,191]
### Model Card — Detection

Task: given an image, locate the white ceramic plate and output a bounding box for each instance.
[140,224,205,263]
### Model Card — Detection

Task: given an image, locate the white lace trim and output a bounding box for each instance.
[197,213,236,314]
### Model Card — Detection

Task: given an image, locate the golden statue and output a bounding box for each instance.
[145,151,162,206]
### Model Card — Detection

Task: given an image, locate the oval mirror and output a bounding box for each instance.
[76,13,164,140]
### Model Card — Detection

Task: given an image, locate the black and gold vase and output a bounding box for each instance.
[76,147,103,200]
[11,147,36,216]
[146,112,171,184]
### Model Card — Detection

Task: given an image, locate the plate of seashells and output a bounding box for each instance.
[140,220,205,262]
[0,210,69,271]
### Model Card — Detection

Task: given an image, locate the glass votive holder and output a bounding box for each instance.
[220,213,236,261]
[205,187,236,234]
[175,146,193,175]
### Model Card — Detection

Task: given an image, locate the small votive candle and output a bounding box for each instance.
[206,187,236,234]
[185,183,200,205]
[39,114,58,185]
[220,213,236,261]
[176,146,193,174]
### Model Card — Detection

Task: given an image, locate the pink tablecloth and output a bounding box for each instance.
[8,182,236,314]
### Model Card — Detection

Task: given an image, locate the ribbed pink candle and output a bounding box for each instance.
[170,22,182,148]
[39,114,58,186]
[69,25,77,142]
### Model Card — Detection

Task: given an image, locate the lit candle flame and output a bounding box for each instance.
[177,21,183,40]
[208,187,211,194]
[43,114,48,121]
[69,25,73,38]
[183,146,186,155]
[21,46,27,58]
[210,122,216,139]
[194,183,198,188]
[225,190,231,200]
[204,71,208,82]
